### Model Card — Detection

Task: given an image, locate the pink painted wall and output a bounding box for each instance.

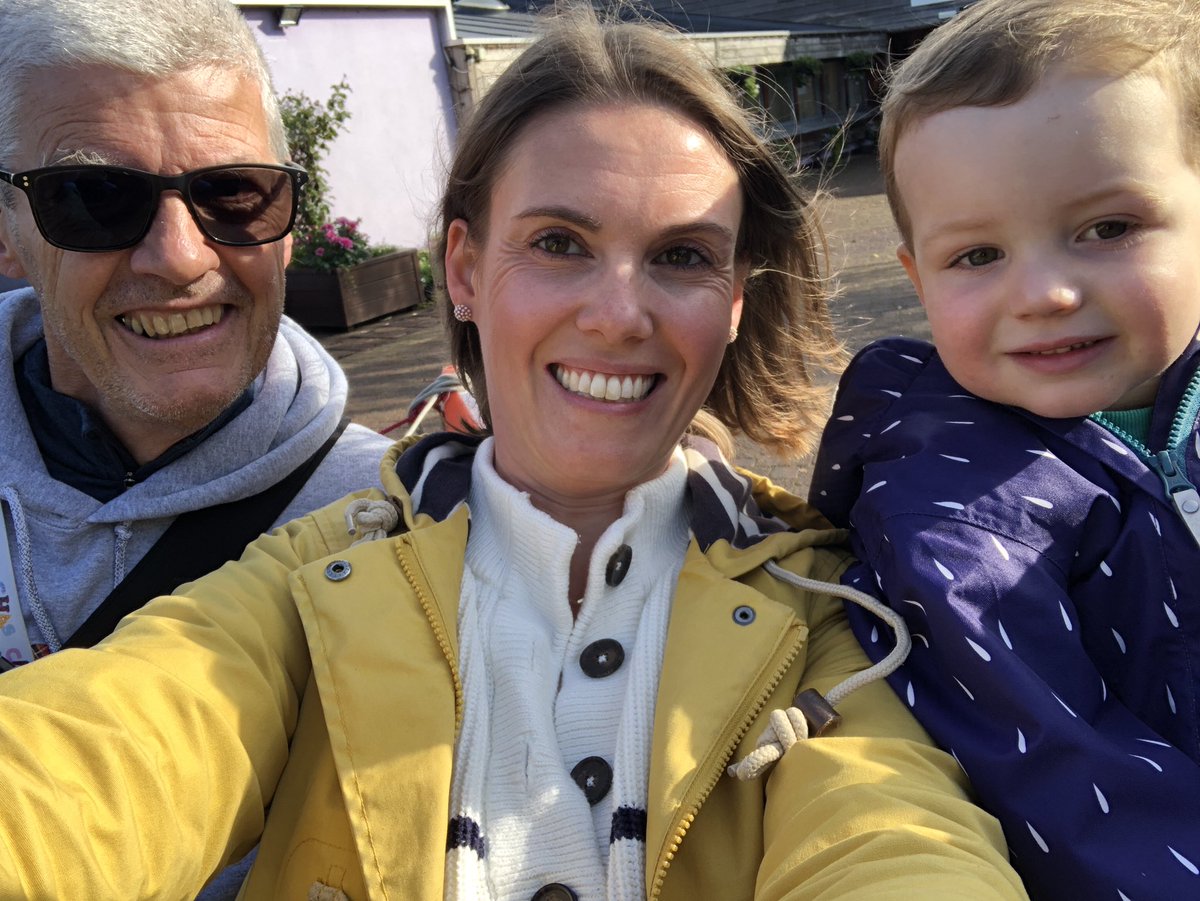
[245,7,456,251]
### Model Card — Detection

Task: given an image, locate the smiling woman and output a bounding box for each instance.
[0,5,1027,900]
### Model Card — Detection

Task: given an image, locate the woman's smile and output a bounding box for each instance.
[552,364,656,402]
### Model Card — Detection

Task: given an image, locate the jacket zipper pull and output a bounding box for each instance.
[1154,449,1200,549]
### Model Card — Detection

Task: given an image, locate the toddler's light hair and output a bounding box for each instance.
[880,0,1200,244]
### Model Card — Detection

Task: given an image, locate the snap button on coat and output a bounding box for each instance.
[732,604,756,625]
[324,560,352,581]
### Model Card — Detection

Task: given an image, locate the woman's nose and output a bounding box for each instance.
[575,262,653,342]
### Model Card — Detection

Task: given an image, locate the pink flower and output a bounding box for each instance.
[338,236,354,250]
[315,247,325,257]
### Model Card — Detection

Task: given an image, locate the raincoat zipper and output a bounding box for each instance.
[1090,368,1200,548]
[396,537,464,731]
[648,626,804,899]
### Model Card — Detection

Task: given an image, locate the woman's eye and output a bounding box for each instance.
[1082,220,1129,241]
[656,245,708,268]
[533,233,583,255]
[952,247,1001,268]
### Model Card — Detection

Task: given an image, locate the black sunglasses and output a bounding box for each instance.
[0,163,308,253]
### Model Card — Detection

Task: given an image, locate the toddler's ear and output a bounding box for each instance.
[896,242,924,306]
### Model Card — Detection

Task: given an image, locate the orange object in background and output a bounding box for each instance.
[385,365,482,437]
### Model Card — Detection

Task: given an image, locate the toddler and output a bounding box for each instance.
[811,1,1200,898]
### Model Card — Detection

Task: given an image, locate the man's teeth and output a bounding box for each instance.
[121,305,223,338]
[554,365,652,402]
[1031,340,1096,356]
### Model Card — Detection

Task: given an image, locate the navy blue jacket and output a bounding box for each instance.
[810,336,1200,901]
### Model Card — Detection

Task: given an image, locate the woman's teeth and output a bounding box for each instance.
[554,365,653,401]
[120,304,224,338]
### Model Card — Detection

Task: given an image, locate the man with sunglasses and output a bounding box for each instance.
[0,0,392,894]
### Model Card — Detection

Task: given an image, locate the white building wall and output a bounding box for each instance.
[243,6,456,250]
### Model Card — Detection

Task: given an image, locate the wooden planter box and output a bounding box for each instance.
[285,248,423,331]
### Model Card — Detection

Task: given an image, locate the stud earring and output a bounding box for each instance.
[728,326,738,343]
[453,304,473,323]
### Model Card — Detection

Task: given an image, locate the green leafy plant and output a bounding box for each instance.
[727,65,760,106]
[280,79,351,236]
[790,56,823,83]
[279,79,423,274]
[845,50,877,73]
[417,248,434,299]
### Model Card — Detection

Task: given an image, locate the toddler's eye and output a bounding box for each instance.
[952,247,1000,268]
[1082,220,1129,241]
[655,246,708,268]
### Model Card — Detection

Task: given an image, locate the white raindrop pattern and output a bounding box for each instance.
[1027,822,1050,853]
[966,637,992,661]
[812,339,1200,898]
[998,620,1013,650]
[1131,755,1164,773]
[1051,692,1077,718]
[1170,847,1199,875]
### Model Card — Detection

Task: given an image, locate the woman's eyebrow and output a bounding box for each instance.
[517,205,603,231]
[517,205,736,246]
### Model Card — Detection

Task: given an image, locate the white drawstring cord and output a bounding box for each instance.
[727,560,912,781]
[344,497,400,545]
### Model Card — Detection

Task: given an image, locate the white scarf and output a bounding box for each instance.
[445,439,689,901]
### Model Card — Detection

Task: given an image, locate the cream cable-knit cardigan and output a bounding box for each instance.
[446,441,690,901]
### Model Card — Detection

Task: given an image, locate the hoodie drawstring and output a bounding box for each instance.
[727,560,912,781]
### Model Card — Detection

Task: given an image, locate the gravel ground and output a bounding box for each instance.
[320,152,930,497]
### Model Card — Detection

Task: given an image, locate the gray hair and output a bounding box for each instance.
[0,0,287,169]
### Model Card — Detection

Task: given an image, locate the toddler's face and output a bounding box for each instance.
[893,66,1200,417]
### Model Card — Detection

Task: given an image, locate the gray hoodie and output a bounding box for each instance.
[0,288,394,653]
